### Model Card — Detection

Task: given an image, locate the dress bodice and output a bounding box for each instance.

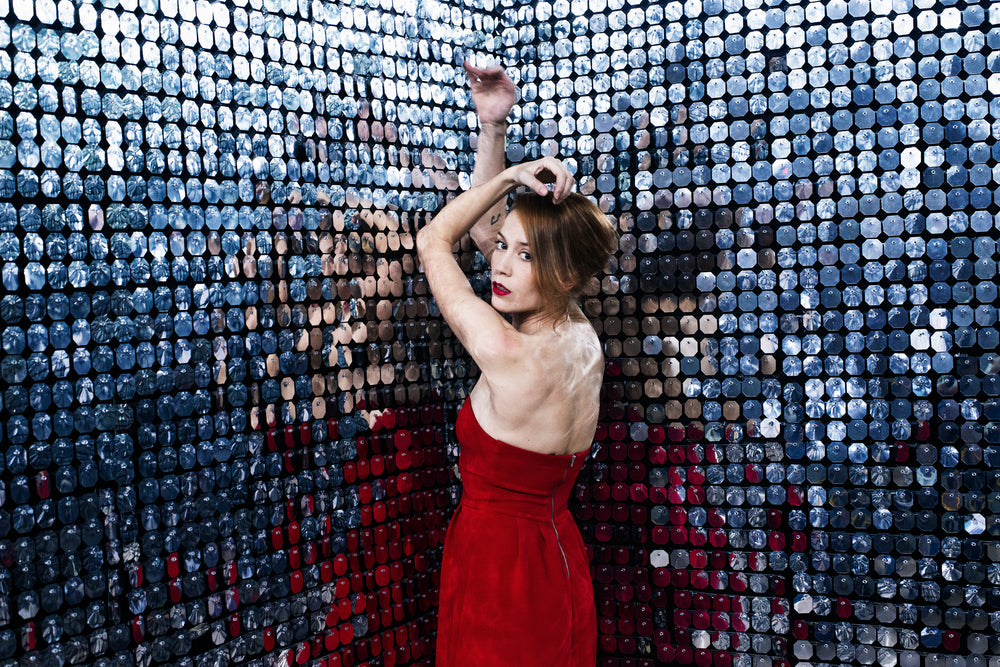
[455,396,587,522]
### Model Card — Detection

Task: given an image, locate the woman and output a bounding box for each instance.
[417,62,617,666]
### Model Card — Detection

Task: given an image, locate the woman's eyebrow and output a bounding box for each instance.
[497,232,529,248]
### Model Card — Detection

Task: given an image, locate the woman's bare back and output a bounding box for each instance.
[468,316,604,456]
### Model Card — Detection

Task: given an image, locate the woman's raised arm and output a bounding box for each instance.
[463,60,516,262]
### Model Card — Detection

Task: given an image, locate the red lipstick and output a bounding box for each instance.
[492,282,510,296]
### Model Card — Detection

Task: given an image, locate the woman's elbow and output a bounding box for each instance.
[415,227,431,261]
[416,227,449,261]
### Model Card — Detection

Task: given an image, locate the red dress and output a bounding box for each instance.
[435,397,597,666]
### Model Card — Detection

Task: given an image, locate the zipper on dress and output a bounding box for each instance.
[552,453,577,581]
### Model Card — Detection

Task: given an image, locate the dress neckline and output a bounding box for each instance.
[462,397,583,459]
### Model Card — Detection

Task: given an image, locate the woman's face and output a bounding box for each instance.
[490,211,544,317]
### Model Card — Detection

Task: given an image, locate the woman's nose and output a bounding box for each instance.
[492,253,510,275]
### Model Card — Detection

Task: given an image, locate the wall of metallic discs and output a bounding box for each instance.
[496,0,1000,666]
[3,0,1000,667]
[0,0,497,666]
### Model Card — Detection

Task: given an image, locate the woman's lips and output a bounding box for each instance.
[492,282,510,296]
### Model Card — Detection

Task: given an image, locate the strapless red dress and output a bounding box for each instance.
[435,397,597,666]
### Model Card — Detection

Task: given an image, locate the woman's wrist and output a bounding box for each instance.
[478,118,508,131]
[494,167,520,193]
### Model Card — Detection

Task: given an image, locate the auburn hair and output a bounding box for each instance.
[509,191,618,324]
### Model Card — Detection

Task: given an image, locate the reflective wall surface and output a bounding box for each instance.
[508,0,1000,665]
[0,0,492,664]
[1,0,999,666]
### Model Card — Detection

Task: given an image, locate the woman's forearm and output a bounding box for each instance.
[418,169,516,250]
[469,123,508,254]
[471,123,506,188]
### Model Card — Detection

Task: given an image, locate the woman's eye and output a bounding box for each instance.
[519,252,531,261]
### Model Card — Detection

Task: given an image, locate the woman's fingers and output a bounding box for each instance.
[527,179,549,197]
[478,64,506,78]
[538,157,573,203]
[512,158,575,200]
[553,159,573,202]
[547,168,565,202]
[462,60,484,83]
[463,60,506,85]
[517,166,549,196]
[529,174,549,197]
[556,179,570,203]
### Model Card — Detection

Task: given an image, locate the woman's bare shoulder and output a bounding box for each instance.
[559,320,604,367]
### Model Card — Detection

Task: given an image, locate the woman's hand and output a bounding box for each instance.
[504,157,575,204]
[464,60,517,127]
